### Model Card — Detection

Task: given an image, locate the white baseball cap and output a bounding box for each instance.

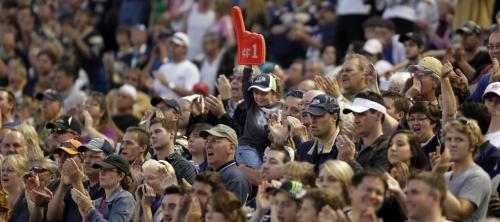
[171,32,190,47]
[118,84,137,100]
[483,82,500,98]
[363,39,383,55]
[343,98,387,114]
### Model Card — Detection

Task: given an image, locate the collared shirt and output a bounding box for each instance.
[216,160,252,203]
[353,135,390,171]
[87,186,135,222]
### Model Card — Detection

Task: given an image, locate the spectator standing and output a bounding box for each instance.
[185,0,215,60]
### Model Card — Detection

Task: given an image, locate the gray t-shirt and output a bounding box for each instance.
[444,164,491,222]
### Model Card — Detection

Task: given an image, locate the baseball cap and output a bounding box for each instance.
[36,89,63,102]
[407,57,442,78]
[200,124,238,147]
[268,180,306,201]
[150,96,181,113]
[193,82,209,97]
[133,23,146,31]
[456,20,481,35]
[56,139,82,155]
[248,74,277,92]
[304,94,340,116]
[399,32,424,46]
[171,32,190,47]
[78,138,113,156]
[343,97,387,114]
[46,115,82,135]
[482,82,500,98]
[118,84,137,100]
[92,154,131,176]
[363,39,383,55]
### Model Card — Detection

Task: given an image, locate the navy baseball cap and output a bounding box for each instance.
[248,74,277,92]
[150,96,181,113]
[78,138,113,156]
[304,94,340,116]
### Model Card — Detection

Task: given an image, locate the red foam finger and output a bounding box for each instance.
[232,6,266,65]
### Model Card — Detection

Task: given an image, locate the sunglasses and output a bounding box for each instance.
[50,128,67,135]
[29,166,50,174]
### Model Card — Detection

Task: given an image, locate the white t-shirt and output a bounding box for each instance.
[186,4,215,59]
[200,53,223,95]
[485,131,500,148]
[337,0,371,15]
[153,60,200,99]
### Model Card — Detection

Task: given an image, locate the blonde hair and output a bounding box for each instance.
[443,118,484,155]
[2,155,29,176]
[283,161,316,188]
[318,160,354,203]
[142,159,177,184]
[13,123,44,160]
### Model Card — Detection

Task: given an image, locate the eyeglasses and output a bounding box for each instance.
[487,42,500,50]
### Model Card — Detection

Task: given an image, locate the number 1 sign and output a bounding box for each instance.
[232,6,266,65]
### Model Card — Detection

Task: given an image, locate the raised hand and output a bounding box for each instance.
[315,75,341,97]
[336,135,356,162]
[441,62,454,78]
[432,146,452,175]
[232,6,266,65]
[405,77,421,98]
[491,58,500,83]
[140,184,156,207]
[61,158,84,186]
[216,75,231,100]
[71,188,94,216]
[256,181,272,213]
[205,95,226,118]
[319,205,348,222]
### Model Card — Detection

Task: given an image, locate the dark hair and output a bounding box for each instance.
[120,175,132,191]
[267,144,291,163]
[381,91,411,115]
[55,62,78,81]
[408,172,447,207]
[388,130,427,170]
[363,16,395,31]
[37,49,58,64]
[209,191,245,222]
[0,88,16,113]
[203,32,224,48]
[303,189,345,212]
[351,170,387,194]
[408,102,441,126]
[195,172,226,193]
[164,185,184,196]
[458,102,491,134]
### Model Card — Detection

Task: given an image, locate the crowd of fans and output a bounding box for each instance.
[0,0,500,221]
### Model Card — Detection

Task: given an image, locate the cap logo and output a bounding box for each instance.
[310,99,321,105]
[254,76,267,83]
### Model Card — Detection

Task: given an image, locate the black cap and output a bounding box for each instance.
[92,154,131,176]
[319,1,336,11]
[399,32,424,46]
[304,94,340,116]
[46,115,82,135]
[456,20,481,35]
[150,96,181,113]
[159,29,174,39]
[78,138,114,156]
[36,89,63,102]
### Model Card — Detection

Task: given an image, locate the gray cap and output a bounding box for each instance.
[78,138,113,156]
[200,124,238,147]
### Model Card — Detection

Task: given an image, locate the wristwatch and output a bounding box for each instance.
[168,82,176,89]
